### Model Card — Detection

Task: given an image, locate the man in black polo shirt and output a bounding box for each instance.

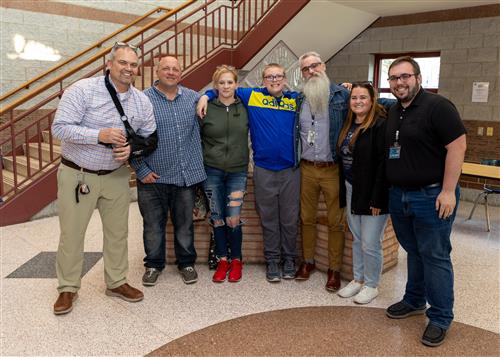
[384,56,466,347]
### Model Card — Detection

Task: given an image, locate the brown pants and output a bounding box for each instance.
[300,162,345,270]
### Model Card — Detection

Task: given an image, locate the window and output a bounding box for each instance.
[373,52,440,99]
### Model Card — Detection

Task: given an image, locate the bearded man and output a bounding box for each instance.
[294,51,350,291]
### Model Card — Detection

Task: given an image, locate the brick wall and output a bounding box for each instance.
[166,175,400,279]
[463,120,500,163]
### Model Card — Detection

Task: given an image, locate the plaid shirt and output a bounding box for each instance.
[52,76,156,170]
[131,83,206,186]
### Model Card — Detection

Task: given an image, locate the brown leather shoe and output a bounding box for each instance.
[105,283,144,302]
[295,262,316,280]
[53,292,78,315]
[325,269,341,292]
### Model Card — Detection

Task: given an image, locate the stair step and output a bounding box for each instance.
[2,170,32,195]
[135,66,154,90]
[23,142,61,162]
[42,130,61,146]
[2,155,55,177]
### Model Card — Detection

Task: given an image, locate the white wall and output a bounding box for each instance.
[243,1,377,71]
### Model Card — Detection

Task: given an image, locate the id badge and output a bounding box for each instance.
[307,129,316,146]
[389,144,401,159]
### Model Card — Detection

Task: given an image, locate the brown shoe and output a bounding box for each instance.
[53,292,78,315]
[295,262,316,280]
[106,283,144,302]
[325,269,341,292]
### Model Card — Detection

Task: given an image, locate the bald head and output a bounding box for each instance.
[156,56,182,90]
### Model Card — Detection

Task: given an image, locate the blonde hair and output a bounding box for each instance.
[261,63,285,79]
[212,65,238,86]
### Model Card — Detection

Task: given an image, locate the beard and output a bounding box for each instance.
[302,71,330,115]
[393,82,420,105]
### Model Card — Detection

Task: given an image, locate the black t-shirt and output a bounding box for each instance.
[339,122,360,184]
[385,89,466,188]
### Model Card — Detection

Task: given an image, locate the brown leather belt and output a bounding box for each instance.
[61,157,115,176]
[301,159,335,168]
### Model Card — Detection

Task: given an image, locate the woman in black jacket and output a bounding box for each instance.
[337,82,389,304]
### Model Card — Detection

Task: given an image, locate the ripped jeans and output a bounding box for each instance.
[203,166,247,260]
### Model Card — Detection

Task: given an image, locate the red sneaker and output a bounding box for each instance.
[212,260,230,283]
[228,259,243,283]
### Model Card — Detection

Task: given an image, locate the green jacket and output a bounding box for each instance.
[200,98,249,172]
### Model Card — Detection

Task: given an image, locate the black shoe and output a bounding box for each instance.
[421,323,447,347]
[180,266,198,284]
[208,232,217,270]
[266,261,281,282]
[386,300,427,319]
[282,259,295,279]
[142,267,161,286]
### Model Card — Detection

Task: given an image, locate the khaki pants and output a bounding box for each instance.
[56,164,130,293]
[300,162,344,270]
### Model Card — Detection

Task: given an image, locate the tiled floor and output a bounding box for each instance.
[1,200,498,356]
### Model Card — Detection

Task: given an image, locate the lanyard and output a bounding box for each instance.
[393,107,407,145]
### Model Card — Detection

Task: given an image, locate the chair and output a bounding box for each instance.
[466,159,500,232]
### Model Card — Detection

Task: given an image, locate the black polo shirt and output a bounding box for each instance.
[385,89,466,188]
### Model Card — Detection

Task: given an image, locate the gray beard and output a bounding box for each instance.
[303,72,330,115]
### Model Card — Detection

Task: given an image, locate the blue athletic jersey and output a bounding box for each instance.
[206,87,298,171]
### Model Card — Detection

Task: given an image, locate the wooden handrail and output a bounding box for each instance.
[0,1,198,114]
[0,6,171,103]
[462,162,500,180]
[0,0,283,207]
[0,0,206,117]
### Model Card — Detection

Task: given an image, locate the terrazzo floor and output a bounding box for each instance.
[1,200,499,356]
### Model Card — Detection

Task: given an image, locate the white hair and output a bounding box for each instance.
[299,51,323,67]
[303,70,330,115]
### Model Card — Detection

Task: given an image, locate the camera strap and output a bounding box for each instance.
[104,70,136,138]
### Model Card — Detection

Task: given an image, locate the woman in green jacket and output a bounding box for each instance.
[200,65,249,283]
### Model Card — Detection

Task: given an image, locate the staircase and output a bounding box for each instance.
[0,0,310,226]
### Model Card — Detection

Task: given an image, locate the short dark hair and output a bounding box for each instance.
[388,56,421,75]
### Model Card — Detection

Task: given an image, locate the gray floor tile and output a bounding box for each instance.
[5,251,102,278]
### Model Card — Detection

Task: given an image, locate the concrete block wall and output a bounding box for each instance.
[1,7,122,95]
[0,1,231,97]
[326,15,500,164]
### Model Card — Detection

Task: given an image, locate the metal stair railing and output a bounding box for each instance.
[0,6,173,105]
[0,0,280,201]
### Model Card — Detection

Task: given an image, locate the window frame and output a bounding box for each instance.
[373,52,441,96]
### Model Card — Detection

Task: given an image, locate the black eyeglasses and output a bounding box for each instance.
[300,62,322,73]
[388,73,417,82]
[263,74,285,81]
[113,42,139,54]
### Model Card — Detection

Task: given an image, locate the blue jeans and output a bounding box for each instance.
[137,182,197,269]
[389,185,459,329]
[203,166,247,259]
[345,181,388,288]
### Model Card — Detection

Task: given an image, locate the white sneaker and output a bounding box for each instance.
[353,286,379,304]
[337,280,362,298]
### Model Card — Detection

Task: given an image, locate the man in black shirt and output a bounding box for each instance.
[384,56,466,347]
